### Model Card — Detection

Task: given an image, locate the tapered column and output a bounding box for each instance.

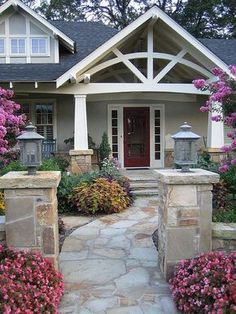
[207,111,224,149]
[74,94,88,150]
[69,94,93,174]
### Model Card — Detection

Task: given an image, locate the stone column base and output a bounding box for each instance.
[155,169,219,280]
[206,148,227,163]
[69,149,93,174]
[0,171,61,269]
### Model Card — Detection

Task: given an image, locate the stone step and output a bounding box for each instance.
[132,189,159,197]
[130,181,159,190]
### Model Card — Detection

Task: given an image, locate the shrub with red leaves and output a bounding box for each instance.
[170,251,236,314]
[0,245,64,313]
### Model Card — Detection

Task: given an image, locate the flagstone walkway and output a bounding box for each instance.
[59,197,178,314]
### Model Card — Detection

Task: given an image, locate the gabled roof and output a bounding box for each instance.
[56,6,230,87]
[0,0,75,52]
[0,21,117,82]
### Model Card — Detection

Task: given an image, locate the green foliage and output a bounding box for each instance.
[100,157,120,178]
[99,132,111,162]
[70,177,130,214]
[38,159,60,171]
[52,156,69,172]
[197,151,219,173]
[0,160,26,176]
[0,191,5,216]
[220,165,236,195]
[213,204,236,223]
[57,173,82,213]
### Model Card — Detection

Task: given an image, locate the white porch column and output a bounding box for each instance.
[69,94,93,174]
[74,94,88,150]
[207,112,224,149]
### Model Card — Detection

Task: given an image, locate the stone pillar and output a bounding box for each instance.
[0,171,61,269]
[69,94,93,173]
[155,169,219,280]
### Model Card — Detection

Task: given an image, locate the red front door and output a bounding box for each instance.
[124,107,150,167]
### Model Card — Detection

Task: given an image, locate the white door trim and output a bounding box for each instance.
[108,103,165,168]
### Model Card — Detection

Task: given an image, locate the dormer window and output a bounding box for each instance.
[0,38,5,54]
[31,37,48,55]
[11,38,26,55]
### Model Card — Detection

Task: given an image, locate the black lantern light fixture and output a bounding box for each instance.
[17,122,44,175]
[171,122,200,172]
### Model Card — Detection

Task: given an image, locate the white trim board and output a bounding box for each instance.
[107,103,165,168]
[56,6,230,87]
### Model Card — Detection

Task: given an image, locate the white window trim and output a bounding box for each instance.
[0,37,5,55]
[18,99,57,146]
[30,36,49,56]
[107,103,165,169]
[10,37,27,56]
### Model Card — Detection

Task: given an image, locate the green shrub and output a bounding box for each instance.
[213,204,236,223]
[57,173,82,213]
[38,159,60,171]
[220,164,236,195]
[99,132,111,162]
[0,160,26,176]
[100,157,120,178]
[0,191,5,215]
[52,156,69,172]
[70,177,130,214]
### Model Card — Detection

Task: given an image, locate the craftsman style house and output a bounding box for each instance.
[0,0,234,170]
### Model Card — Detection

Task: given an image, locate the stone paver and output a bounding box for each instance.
[59,197,179,314]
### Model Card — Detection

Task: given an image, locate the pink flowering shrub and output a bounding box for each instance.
[0,245,64,313]
[170,251,236,314]
[0,87,25,157]
[193,66,236,172]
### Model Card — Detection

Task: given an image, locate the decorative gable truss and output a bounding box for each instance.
[57,6,230,95]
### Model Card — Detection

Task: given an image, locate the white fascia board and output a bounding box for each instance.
[56,6,232,88]
[156,7,230,75]
[0,0,75,52]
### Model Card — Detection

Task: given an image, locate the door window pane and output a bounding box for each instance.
[154,109,161,160]
[111,110,119,158]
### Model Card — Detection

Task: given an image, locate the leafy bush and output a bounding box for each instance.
[100,157,120,178]
[170,251,236,314]
[0,245,64,313]
[221,164,236,195]
[170,252,236,313]
[57,173,82,213]
[99,132,111,162]
[53,156,69,172]
[0,191,5,215]
[70,177,130,214]
[39,158,60,171]
[0,160,26,176]
[213,205,236,223]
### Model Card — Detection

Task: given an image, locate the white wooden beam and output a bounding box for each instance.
[113,48,148,83]
[147,21,154,80]
[207,111,224,149]
[70,83,210,95]
[74,95,88,150]
[154,49,187,83]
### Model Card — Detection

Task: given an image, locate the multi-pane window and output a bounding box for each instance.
[35,104,54,139]
[31,38,47,54]
[154,109,161,160]
[19,103,30,122]
[11,38,26,54]
[0,38,5,54]
[111,110,119,159]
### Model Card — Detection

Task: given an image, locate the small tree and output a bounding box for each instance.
[0,87,25,157]
[193,66,236,172]
[99,132,111,161]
